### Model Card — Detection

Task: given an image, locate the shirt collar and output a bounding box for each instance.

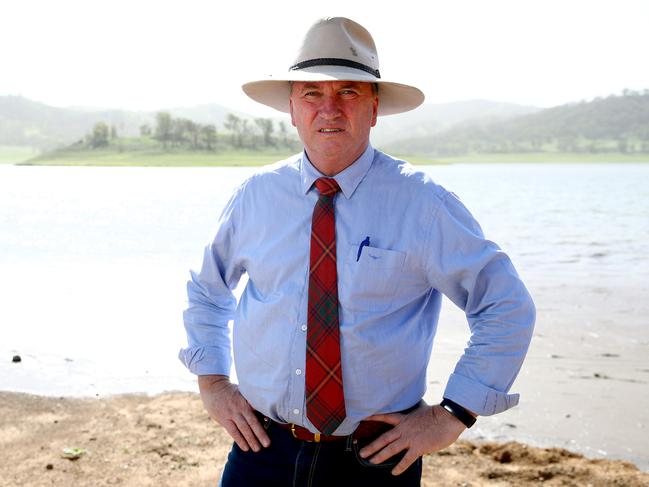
[300,144,375,199]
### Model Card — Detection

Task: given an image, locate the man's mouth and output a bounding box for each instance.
[318,128,344,133]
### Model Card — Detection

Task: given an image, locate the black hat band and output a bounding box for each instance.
[289,58,381,79]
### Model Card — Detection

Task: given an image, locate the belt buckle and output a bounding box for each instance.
[290,424,320,442]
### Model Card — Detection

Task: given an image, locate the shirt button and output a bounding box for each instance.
[301,324,307,331]
[295,369,302,376]
[293,409,300,415]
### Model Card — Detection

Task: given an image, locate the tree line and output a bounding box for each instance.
[84,112,300,151]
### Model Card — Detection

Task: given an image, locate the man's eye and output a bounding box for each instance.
[304,91,319,97]
[340,90,358,96]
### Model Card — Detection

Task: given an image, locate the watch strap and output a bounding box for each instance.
[440,398,477,428]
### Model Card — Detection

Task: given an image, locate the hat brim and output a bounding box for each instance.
[242,66,425,116]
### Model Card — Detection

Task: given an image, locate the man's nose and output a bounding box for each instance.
[318,96,343,119]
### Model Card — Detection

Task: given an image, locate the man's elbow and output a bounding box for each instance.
[520,291,536,344]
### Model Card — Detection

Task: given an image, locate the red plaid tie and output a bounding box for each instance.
[306,177,346,434]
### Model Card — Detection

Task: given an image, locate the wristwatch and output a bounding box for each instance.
[440,398,477,428]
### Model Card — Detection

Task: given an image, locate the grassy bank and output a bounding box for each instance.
[409,152,649,164]
[15,144,649,167]
[0,145,40,164]
[21,148,297,167]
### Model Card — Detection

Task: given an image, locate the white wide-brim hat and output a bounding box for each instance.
[242,17,425,116]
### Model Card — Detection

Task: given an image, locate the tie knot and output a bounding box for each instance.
[314,178,340,196]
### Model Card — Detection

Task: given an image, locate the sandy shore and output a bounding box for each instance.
[2,278,649,480]
[1,391,648,487]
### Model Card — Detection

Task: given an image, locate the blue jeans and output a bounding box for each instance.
[219,416,422,487]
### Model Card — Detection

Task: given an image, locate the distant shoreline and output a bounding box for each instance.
[4,147,649,167]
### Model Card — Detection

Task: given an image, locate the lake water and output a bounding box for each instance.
[1,162,648,467]
[1,162,647,391]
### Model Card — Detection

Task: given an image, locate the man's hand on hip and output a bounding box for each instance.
[359,404,469,476]
[198,375,270,452]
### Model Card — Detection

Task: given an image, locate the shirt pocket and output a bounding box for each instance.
[340,244,406,312]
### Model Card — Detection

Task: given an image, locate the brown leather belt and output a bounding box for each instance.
[274,419,392,443]
[256,402,421,443]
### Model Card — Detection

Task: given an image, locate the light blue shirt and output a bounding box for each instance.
[179,145,535,435]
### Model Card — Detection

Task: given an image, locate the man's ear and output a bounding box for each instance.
[289,98,296,127]
[371,95,379,127]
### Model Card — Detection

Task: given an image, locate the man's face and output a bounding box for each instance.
[289,81,378,174]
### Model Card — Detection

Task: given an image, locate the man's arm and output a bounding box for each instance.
[180,185,270,450]
[179,187,244,377]
[431,191,536,416]
[361,190,535,475]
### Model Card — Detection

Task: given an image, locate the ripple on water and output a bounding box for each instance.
[590,252,609,258]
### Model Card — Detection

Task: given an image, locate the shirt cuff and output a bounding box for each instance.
[178,346,231,376]
[443,373,520,416]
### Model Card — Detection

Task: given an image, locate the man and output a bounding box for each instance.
[180,17,535,486]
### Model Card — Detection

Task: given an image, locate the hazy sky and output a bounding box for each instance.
[2,0,648,116]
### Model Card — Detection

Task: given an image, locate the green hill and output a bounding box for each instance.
[5,90,649,165]
[0,96,253,152]
[0,96,148,150]
[1,95,534,154]
[385,90,649,157]
[370,99,540,146]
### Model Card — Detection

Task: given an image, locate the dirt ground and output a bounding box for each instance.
[1,391,647,487]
